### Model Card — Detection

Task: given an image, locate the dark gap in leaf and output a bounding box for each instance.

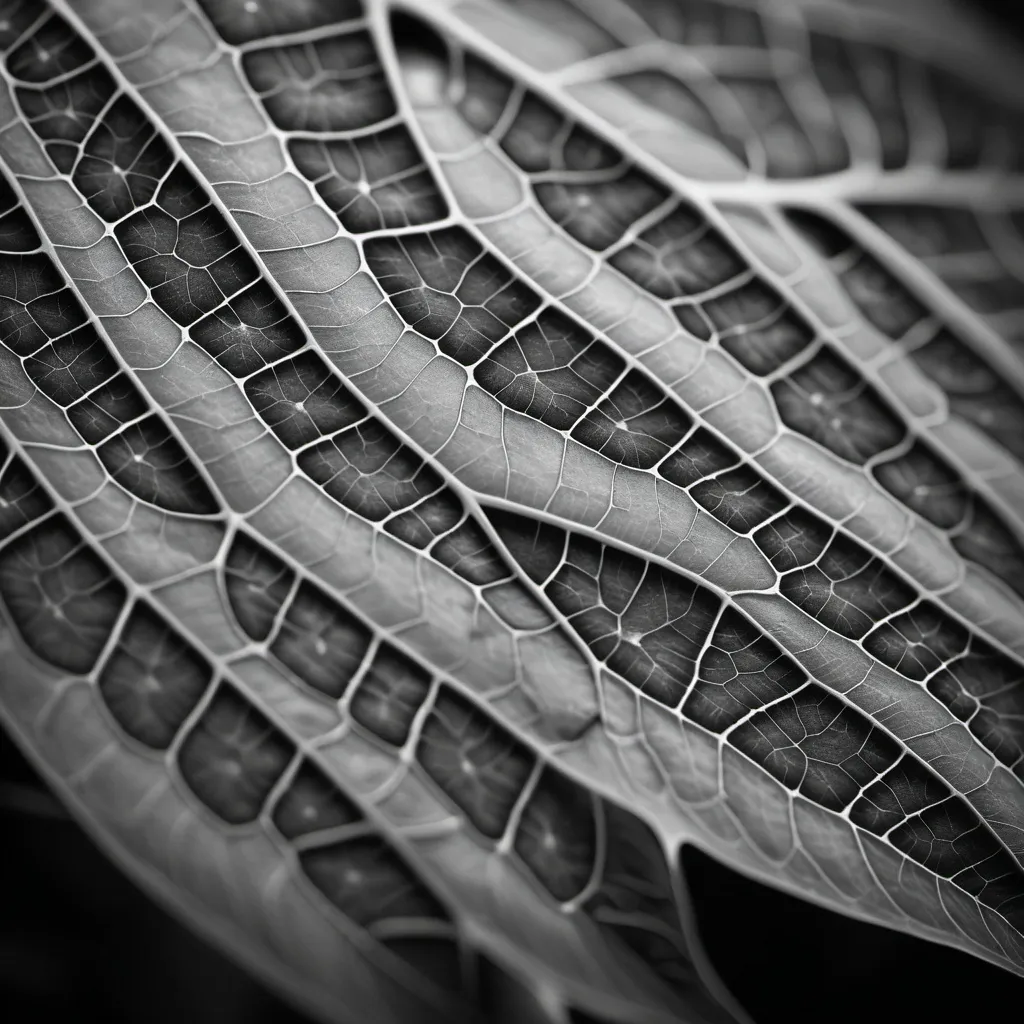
[682,844,1024,1023]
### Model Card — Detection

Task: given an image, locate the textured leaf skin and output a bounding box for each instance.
[0,0,1022,1021]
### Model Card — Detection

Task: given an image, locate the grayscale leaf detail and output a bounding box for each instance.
[0,1,1021,1022]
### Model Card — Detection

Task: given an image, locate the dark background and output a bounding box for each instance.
[4,731,1024,1024]
[4,1,1024,1022]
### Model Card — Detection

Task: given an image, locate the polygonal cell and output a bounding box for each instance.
[0,180,20,223]
[951,501,1024,598]
[873,443,969,529]
[385,489,464,550]
[430,518,513,587]
[857,204,989,260]
[864,605,1024,771]
[849,754,951,835]
[772,349,906,464]
[944,670,1007,736]
[476,309,625,431]
[299,421,446,521]
[98,601,213,750]
[729,684,901,812]
[15,67,118,173]
[0,514,126,674]
[675,300,712,343]
[785,208,852,259]
[689,463,789,533]
[683,608,807,733]
[196,0,363,46]
[454,54,514,136]
[780,534,917,640]
[937,263,1024,316]
[841,250,931,340]
[272,759,364,840]
[299,834,449,927]
[365,228,538,365]
[964,708,1024,779]
[242,34,394,133]
[534,167,668,253]
[191,283,305,378]
[808,34,910,170]
[67,374,150,446]
[661,425,789,531]
[0,204,37,253]
[514,766,597,902]
[0,455,54,542]
[0,172,40,253]
[586,802,703,995]
[932,651,1023,773]
[479,579,555,631]
[391,9,452,93]
[97,416,221,516]
[611,72,748,166]
[363,239,466,352]
[549,115,623,175]
[911,329,1024,461]
[350,642,432,746]
[5,14,96,83]
[719,75,849,179]
[863,601,969,682]
[790,208,931,340]
[25,327,119,407]
[940,638,1024,722]
[609,205,746,300]
[246,352,367,449]
[659,427,736,488]
[73,95,174,222]
[0,0,44,52]
[116,167,259,327]
[496,90,619,175]
[889,798,1024,927]
[753,507,833,572]
[487,509,566,586]
[271,580,372,699]
[22,319,114,410]
[698,277,816,374]
[225,533,295,642]
[416,686,535,839]
[177,684,294,824]
[0,255,86,357]
[540,532,723,707]
[570,369,693,470]
[290,126,447,233]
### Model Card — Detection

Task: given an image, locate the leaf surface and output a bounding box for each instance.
[0,1,1022,1021]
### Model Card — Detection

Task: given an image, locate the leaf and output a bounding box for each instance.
[0,0,1021,1021]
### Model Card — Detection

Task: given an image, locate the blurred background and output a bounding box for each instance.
[4,1,1024,1021]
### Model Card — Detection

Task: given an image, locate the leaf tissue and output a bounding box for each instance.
[0,1,1022,1021]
